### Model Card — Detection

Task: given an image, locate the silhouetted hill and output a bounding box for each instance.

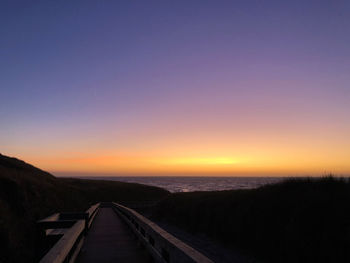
[0,153,169,263]
[0,154,54,178]
[153,177,350,263]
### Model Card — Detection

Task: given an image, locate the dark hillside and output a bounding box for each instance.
[60,177,170,203]
[153,177,350,263]
[0,153,169,263]
[0,154,54,179]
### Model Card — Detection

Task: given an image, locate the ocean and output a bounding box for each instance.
[76,176,286,193]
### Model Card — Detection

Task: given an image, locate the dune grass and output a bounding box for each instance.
[153,176,350,263]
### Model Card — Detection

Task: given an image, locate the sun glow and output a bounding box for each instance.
[158,157,240,166]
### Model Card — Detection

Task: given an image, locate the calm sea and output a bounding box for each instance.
[75,176,286,193]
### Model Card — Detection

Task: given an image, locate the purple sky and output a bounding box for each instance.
[1,1,349,175]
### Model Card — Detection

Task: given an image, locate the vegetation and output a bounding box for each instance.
[153,177,350,263]
[0,153,169,263]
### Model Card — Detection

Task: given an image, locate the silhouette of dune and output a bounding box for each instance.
[153,177,350,263]
[0,153,169,263]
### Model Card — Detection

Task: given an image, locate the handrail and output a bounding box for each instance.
[39,220,85,263]
[86,203,99,229]
[38,203,100,263]
[112,202,213,263]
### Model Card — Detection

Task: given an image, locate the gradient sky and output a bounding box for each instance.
[1,1,349,176]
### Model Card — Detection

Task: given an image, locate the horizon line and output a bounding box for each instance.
[52,171,350,178]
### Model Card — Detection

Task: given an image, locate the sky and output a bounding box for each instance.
[1,0,349,176]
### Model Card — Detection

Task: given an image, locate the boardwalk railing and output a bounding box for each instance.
[112,202,213,263]
[38,203,100,263]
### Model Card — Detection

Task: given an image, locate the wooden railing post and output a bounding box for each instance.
[37,203,100,263]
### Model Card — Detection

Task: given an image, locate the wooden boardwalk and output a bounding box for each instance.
[77,208,151,263]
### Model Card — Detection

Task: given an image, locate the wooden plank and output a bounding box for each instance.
[113,203,213,263]
[77,208,150,263]
[38,203,100,263]
[46,228,69,236]
[68,236,85,263]
[86,203,99,218]
[39,213,60,222]
[40,220,85,263]
[86,203,99,229]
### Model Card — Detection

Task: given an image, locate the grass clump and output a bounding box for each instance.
[153,176,350,263]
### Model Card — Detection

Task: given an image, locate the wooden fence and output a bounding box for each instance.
[38,203,100,263]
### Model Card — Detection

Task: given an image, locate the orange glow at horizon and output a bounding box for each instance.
[19,141,350,176]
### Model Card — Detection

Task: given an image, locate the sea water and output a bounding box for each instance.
[77,176,285,193]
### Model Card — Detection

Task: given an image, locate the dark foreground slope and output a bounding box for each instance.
[0,154,169,263]
[153,177,350,263]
